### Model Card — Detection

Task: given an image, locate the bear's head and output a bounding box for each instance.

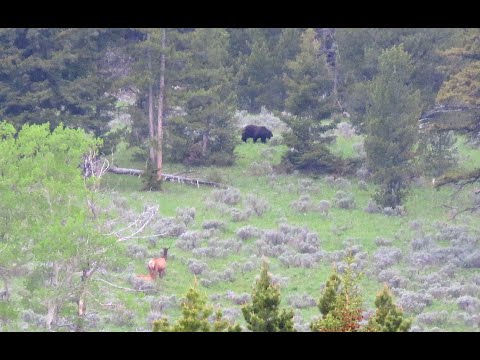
[262,126,273,139]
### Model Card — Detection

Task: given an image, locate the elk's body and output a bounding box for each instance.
[147,248,168,278]
[135,248,169,281]
[136,266,157,282]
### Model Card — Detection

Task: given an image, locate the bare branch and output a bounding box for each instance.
[443,204,479,220]
[434,169,480,189]
[93,278,153,292]
[103,205,158,242]
[419,104,475,123]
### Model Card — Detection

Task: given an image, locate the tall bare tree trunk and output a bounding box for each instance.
[317,28,339,105]
[156,29,166,182]
[0,270,10,300]
[77,265,96,317]
[202,131,209,157]
[148,44,156,165]
[46,299,58,330]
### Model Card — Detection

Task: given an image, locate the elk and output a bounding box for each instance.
[147,248,169,278]
[136,265,158,282]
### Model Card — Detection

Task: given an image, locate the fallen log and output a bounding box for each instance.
[107,166,228,188]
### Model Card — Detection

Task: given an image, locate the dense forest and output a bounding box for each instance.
[0,28,479,332]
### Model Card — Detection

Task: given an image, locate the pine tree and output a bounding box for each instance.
[318,273,341,316]
[153,278,240,332]
[427,29,480,188]
[368,284,411,332]
[241,260,295,332]
[281,28,343,174]
[417,130,458,178]
[177,28,238,166]
[117,28,173,190]
[364,44,421,208]
[0,28,124,136]
[311,258,364,332]
[234,29,287,112]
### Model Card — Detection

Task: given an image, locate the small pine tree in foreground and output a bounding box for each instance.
[311,258,364,332]
[242,260,295,332]
[153,277,240,332]
[367,284,412,332]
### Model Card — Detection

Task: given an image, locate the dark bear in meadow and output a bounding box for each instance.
[241,125,273,144]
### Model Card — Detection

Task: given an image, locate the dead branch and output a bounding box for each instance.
[107,165,228,188]
[104,205,158,242]
[434,169,480,190]
[443,204,479,220]
[418,104,480,132]
[419,104,474,122]
[93,278,148,292]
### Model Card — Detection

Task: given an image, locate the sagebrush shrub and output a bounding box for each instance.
[456,296,479,311]
[176,231,202,251]
[187,259,209,275]
[202,220,225,231]
[176,207,196,226]
[211,188,242,206]
[286,294,317,309]
[364,199,382,214]
[230,208,252,222]
[333,191,356,209]
[245,194,270,216]
[236,225,261,240]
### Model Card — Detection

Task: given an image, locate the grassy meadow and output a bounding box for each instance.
[86,129,480,332]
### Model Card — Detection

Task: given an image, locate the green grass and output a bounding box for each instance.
[65,135,480,331]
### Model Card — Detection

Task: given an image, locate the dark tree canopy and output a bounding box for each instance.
[0,28,128,136]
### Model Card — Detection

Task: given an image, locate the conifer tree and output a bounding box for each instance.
[368,285,411,332]
[281,28,342,174]
[241,260,295,332]
[364,44,421,208]
[153,277,240,332]
[0,28,124,136]
[311,259,364,332]
[178,28,238,166]
[234,28,288,112]
[428,29,480,188]
[318,273,341,316]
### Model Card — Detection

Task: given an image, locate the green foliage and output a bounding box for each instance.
[177,29,238,166]
[437,61,480,107]
[153,278,240,332]
[284,29,334,120]
[0,121,119,329]
[364,45,421,208]
[368,285,412,332]
[234,28,299,112]
[318,273,341,316]
[0,28,125,136]
[311,257,364,332]
[92,126,479,332]
[241,260,295,332]
[338,28,455,130]
[125,29,238,167]
[430,29,480,187]
[141,161,162,191]
[0,301,18,325]
[417,131,459,177]
[278,29,343,174]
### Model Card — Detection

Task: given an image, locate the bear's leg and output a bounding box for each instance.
[253,137,258,143]
[261,137,266,143]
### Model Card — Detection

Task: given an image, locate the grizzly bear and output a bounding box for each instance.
[241,125,273,144]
